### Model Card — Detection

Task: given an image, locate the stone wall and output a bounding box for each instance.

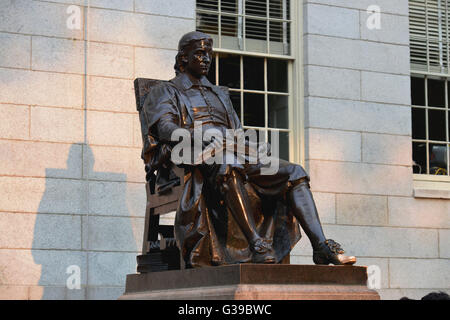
[0,0,194,300]
[301,0,450,299]
[0,0,448,300]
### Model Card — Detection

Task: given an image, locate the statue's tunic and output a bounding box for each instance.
[143,73,307,267]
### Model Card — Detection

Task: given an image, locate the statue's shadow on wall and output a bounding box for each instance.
[31,143,137,299]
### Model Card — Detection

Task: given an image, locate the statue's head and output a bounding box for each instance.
[174,31,213,78]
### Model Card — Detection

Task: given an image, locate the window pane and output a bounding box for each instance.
[219,53,240,88]
[411,107,426,139]
[267,59,288,92]
[412,142,427,174]
[268,95,288,128]
[430,144,448,175]
[411,77,425,106]
[207,54,216,85]
[269,130,289,161]
[243,93,265,126]
[428,109,446,141]
[428,78,445,108]
[229,91,241,120]
[243,56,264,90]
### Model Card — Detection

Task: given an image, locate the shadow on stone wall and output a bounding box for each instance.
[32,143,138,300]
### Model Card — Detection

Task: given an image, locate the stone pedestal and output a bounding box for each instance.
[119,264,380,300]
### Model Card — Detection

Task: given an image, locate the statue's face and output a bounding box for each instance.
[185,39,212,79]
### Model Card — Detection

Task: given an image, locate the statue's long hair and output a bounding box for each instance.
[174,31,213,75]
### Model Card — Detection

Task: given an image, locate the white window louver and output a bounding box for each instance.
[196,0,291,55]
[410,0,450,74]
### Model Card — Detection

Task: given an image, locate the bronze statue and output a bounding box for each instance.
[141,31,356,268]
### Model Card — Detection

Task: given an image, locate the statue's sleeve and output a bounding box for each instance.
[143,83,182,143]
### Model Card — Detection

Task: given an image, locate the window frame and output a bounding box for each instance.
[196,0,304,164]
[409,0,450,195]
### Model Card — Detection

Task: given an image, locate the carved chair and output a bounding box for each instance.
[134,78,184,273]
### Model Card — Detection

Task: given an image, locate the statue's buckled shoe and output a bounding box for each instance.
[313,239,356,266]
[251,238,276,264]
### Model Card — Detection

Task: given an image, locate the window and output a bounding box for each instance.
[197,0,300,162]
[197,0,291,55]
[409,0,450,178]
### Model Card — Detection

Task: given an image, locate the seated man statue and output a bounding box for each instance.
[142,31,356,268]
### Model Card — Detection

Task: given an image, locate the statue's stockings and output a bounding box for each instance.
[223,170,326,252]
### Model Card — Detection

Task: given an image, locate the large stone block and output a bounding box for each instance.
[87,42,134,78]
[0,140,82,179]
[306,35,409,75]
[0,286,29,300]
[30,106,84,143]
[306,97,412,136]
[311,192,336,224]
[133,115,143,148]
[304,0,409,16]
[134,47,177,81]
[388,197,450,229]
[0,0,84,39]
[135,0,195,19]
[86,110,133,147]
[0,104,29,140]
[439,230,450,259]
[88,7,194,48]
[362,133,412,166]
[308,160,413,196]
[121,265,380,300]
[33,36,134,78]
[32,36,84,74]
[337,194,388,226]
[0,33,30,69]
[88,252,137,286]
[354,257,389,289]
[360,11,410,45]
[88,181,146,217]
[0,69,83,108]
[87,287,124,300]
[305,66,360,100]
[0,212,81,250]
[322,225,438,258]
[87,76,136,113]
[304,4,359,38]
[307,128,361,162]
[83,216,143,252]
[378,288,450,300]
[29,285,86,300]
[0,249,87,286]
[43,0,134,11]
[389,258,450,289]
[361,71,411,105]
[0,176,87,214]
[84,145,144,183]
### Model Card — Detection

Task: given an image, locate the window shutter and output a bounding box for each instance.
[409,0,450,73]
[196,0,291,55]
